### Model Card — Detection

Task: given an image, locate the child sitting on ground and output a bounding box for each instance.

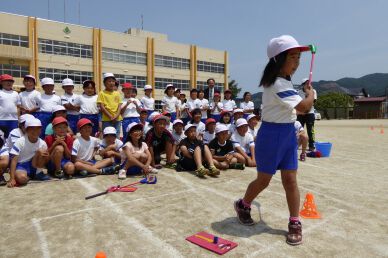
[45,117,75,179]
[203,118,216,144]
[45,105,74,136]
[229,109,244,134]
[71,118,118,176]
[295,121,308,161]
[98,127,123,165]
[172,119,185,145]
[119,122,156,179]
[209,124,245,170]
[188,108,205,140]
[231,118,256,167]
[139,109,151,135]
[247,114,260,140]
[177,124,220,177]
[8,118,50,187]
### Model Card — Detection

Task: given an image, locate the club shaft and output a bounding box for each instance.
[85,190,108,200]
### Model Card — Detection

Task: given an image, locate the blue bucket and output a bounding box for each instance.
[315,142,332,157]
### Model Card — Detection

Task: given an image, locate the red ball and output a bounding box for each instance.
[95,251,106,258]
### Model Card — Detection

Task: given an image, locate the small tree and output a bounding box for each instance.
[315,92,354,119]
[228,79,242,99]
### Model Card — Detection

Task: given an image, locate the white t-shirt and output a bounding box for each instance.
[0,128,23,157]
[298,89,317,114]
[166,122,173,133]
[240,101,255,114]
[188,121,205,136]
[74,94,99,114]
[19,90,41,111]
[142,121,151,135]
[10,136,47,163]
[122,98,141,118]
[261,77,303,123]
[198,98,209,119]
[249,127,259,139]
[0,89,20,120]
[61,93,80,115]
[222,99,237,112]
[294,121,304,137]
[231,131,255,154]
[186,98,202,112]
[172,131,186,145]
[38,94,61,112]
[141,96,155,111]
[161,96,179,113]
[229,123,236,135]
[71,136,99,161]
[209,102,223,115]
[99,138,123,151]
[180,103,189,118]
[203,131,215,144]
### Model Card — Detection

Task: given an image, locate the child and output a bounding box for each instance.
[45,105,74,136]
[0,74,20,138]
[295,121,308,161]
[97,73,122,138]
[186,89,202,115]
[121,83,142,140]
[8,118,50,187]
[188,108,205,140]
[162,111,174,133]
[161,84,180,122]
[234,35,315,246]
[198,90,209,123]
[229,109,244,134]
[45,117,74,178]
[203,118,216,145]
[172,119,185,145]
[209,92,223,121]
[247,114,259,140]
[140,85,155,117]
[217,111,233,136]
[71,118,119,176]
[222,89,236,112]
[73,80,100,136]
[139,109,151,135]
[231,118,256,167]
[61,78,79,134]
[98,126,123,165]
[240,92,255,119]
[36,77,61,138]
[19,75,40,116]
[209,124,244,170]
[177,124,220,177]
[119,122,155,179]
[145,114,176,169]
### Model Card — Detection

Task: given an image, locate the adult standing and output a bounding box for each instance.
[204,78,220,117]
[297,78,317,151]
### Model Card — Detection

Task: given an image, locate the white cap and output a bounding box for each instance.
[103,73,116,80]
[301,78,309,85]
[19,114,35,124]
[148,111,160,122]
[184,124,196,133]
[215,124,229,134]
[247,114,258,122]
[52,105,66,113]
[144,85,153,90]
[235,118,248,128]
[165,84,174,90]
[24,75,36,82]
[267,35,309,59]
[173,119,184,126]
[233,108,244,114]
[62,78,74,86]
[126,122,144,133]
[25,118,42,128]
[103,126,117,135]
[41,77,54,86]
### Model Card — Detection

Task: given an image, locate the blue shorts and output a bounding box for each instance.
[35,112,52,138]
[170,112,177,122]
[88,159,97,165]
[0,120,18,139]
[200,118,207,124]
[66,114,80,134]
[47,158,71,172]
[80,114,99,136]
[146,110,154,118]
[255,121,298,174]
[211,114,221,122]
[120,163,142,175]
[122,117,140,140]
[16,160,36,178]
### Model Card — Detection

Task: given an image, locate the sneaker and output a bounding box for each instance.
[149,167,158,174]
[229,163,245,170]
[34,172,51,181]
[164,163,177,169]
[0,175,7,186]
[299,152,306,162]
[101,165,116,175]
[208,165,220,176]
[195,166,208,177]
[286,221,303,245]
[154,164,163,170]
[54,169,64,179]
[118,169,127,180]
[234,199,254,226]
[79,170,88,177]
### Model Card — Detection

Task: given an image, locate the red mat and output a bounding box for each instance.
[186,231,238,255]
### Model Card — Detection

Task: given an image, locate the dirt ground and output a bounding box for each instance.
[1,119,387,258]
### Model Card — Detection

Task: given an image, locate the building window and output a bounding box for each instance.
[102,48,147,65]
[112,74,147,88]
[38,39,93,58]
[155,78,190,91]
[155,55,190,70]
[154,100,163,112]
[0,64,29,78]
[39,68,93,85]
[197,81,224,93]
[197,60,225,73]
[0,33,28,47]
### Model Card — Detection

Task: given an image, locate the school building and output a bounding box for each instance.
[0,12,228,109]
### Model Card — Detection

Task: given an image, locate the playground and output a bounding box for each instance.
[0,119,387,258]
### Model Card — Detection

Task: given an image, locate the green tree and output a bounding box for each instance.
[228,79,242,99]
[315,92,354,119]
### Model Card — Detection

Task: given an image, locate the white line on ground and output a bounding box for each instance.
[31,218,51,258]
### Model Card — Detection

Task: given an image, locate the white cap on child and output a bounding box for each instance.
[144,85,153,90]
[62,78,74,86]
[233,108,244,114]
[267,35,310,59]
[25,118,42,128]
[126,122,144,133]
[247,114,258,122]
[215,124,229,134]
[103,126,117,135]
[103,73,116,80]
[52,105,66,113]
[41,77,54,85]
[148,111,160,122]
[19,114,35,124]
[235,118,248,128]
[173,119,184,126]
[165,84,174,90]
[184,124,196,133]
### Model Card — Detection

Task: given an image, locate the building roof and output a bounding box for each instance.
[354,97,386,103]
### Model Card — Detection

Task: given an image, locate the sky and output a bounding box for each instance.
[1,0,387,96]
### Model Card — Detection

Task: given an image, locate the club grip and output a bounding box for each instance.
[85,190,108,200]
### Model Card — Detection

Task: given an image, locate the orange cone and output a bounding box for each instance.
[300,193,321,219]
[95,251,107,258]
